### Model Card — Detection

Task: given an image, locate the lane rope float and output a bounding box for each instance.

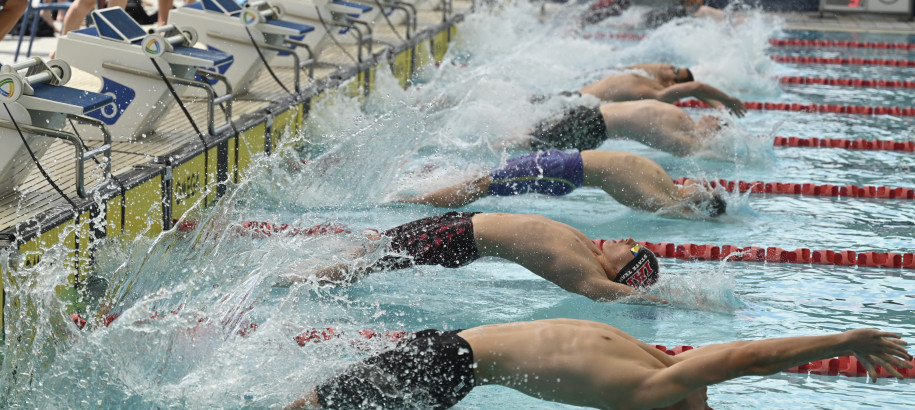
[771,55,915,67]
[675,177,915,200]
[772,136,914,152]
[779,76,915,88]
[637,240,915,269]
[674,99,915,116]
[293,327,915,379]
[768,38,915,50]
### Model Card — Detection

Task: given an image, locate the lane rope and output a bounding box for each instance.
[673,99,915,116]
[771,55,915,67]
[675,177,915,200]
[637,240,915,269]
[292,327,915,379]
[772,136,914,152]
[779,76,915,88]
[768,38,915,50]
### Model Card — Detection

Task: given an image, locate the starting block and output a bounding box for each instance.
[57,7,235,141]
[168,0,317,96]
[0,58,114,197]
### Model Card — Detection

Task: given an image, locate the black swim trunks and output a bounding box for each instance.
[642,5,690,29]
[374,212,481,270]
[315,329,475,409]
[581,0,631,25]
[529,105,608,151]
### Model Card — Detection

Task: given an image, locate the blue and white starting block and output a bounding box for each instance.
[56,7,235,141]
[168,0,317,95]
[0,58,114,197]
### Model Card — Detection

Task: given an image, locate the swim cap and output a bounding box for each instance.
[615,247,660,288]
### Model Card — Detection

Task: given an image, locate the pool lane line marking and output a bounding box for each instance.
[769,38,915,50]
[770,55,915,67]
[674,99,915,116]
[675,177,915,200]
[772,136,914,152]
[294,327,915,379]
[779,76,915,88]
[638,240,915,269]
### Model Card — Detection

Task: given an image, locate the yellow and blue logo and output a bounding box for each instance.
[242,10,257,25]
[0,78,15,99]
[145,38,161,55]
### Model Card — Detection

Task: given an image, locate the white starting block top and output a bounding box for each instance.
[169,0,317,95]
[56,7,235,141]
[0,58,114,195]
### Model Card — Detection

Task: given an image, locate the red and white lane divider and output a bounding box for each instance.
[295,327,915,378]
[675,177,915,200]
[175,219,351,237]
[653,344,915,379]
[772,136,914,152]
[638,240,915,269]
[779,76,915,88]
[771,55,915,67]
[769,38,915,50]
[674,99,915,116]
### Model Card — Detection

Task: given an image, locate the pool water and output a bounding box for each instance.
[2,3,914,408]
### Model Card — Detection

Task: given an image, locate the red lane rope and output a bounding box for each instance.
[294,327,915,379]
[771,55,915,67]
[175,219,351,236]
[675,177,915,200]
[637,240,915,269]
[769,38,915,50]
[674,99,915,116]
[779,76,915,88]
[652,344,915,379]
[772,136,915,152]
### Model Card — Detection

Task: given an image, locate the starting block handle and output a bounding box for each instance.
[0,113,113,198]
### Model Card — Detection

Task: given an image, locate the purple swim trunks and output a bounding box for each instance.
[488,150,584,197]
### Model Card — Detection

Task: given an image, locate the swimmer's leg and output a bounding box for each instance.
[580,150,725,216]
[391,176,491,208]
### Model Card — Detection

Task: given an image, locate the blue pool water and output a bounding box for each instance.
[2,3,913,408]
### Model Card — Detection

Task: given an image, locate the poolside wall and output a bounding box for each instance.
[0,17,463,341]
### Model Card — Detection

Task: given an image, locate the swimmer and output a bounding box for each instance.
[576,63,746,117]
[395,149,725,217]
[287,319,912,409]
[641,0,725,29]
[282,212,663,303]
[526,99,728,156]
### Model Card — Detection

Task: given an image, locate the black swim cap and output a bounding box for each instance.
[615,248,660,288]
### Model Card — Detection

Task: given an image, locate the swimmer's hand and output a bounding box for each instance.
[724,97,747,118]
[842,329,913,380]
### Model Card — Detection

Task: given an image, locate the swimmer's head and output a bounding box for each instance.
[673,66,694,83]
[694,191,727,217]
[594,238,660,288]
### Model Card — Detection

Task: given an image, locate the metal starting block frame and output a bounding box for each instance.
[56,7,235,141]
[0,58,115,197]
[168,0,317,95]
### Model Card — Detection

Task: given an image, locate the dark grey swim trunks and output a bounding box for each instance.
[529,105,608,151]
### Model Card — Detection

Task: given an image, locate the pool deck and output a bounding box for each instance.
[1,6,913,62]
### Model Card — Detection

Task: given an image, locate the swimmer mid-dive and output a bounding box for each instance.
[526,99,728,156]
[287,319,912,409]
[281,212,662,302]
[394,149,725,217]
[534,63,745,118]
[578,63,747,117]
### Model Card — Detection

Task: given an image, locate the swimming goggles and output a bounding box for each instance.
[630,244,641,257]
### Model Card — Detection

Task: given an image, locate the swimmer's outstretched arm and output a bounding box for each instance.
[656,82,747,117]
[286,391,320,409]
[394,176,491,208]
[632,329,912,408]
